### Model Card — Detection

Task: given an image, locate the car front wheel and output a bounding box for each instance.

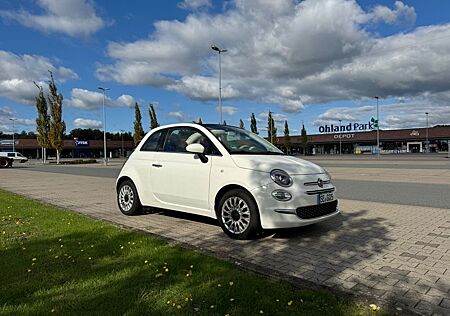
[117,180,142,215]
[217,189,261,239]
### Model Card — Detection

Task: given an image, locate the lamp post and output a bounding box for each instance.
[211,45,227,124]
[339,119,342,155]
[425,112,429,153]
[120,129,125,158]
[374,96,380,158]
[98,87,110,165]
[9,118,16,152]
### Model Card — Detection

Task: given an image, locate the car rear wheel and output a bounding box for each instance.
[117,180,142,215]
[217,189,261,239]
[0,159,9,168]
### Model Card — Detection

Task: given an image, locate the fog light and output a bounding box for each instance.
[271,190,292,201]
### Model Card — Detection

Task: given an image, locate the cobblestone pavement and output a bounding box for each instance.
[1,168,450,315]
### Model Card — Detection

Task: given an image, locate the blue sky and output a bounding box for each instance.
[1,0,450,136]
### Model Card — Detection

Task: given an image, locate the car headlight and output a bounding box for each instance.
[270,169,293,187]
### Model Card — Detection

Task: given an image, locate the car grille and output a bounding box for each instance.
[296,200,338,219]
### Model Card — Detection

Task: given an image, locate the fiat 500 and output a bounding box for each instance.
[116,123,339,239]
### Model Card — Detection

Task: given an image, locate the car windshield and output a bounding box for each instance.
[204,124,284,155]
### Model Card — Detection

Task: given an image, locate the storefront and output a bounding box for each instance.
[0,139,136,159]
[278,126,450,155]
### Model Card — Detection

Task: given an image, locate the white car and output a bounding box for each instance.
[0,151,28,168]
[116,123,339,239]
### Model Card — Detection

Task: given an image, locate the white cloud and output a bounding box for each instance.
[217,106,238,115]
[369,1,416,25]
[168,111,190,122]
[0,50,78,104]
[94,0,446,116]
[68,88,135,110]
[0,106,35,132]
[73,118,102,129]
[0,0,106,37]
[178,0,212,11]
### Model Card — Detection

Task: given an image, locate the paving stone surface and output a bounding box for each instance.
[1,168,450,315]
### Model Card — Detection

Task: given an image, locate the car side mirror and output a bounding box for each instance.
[186,143,205,154]
[186,144,208,163]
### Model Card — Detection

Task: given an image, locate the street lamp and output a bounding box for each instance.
[120,129,125,158]
[374,96,380,158]
[98,87,110,166]
[9,118,16,152]
[211,45,227,124]
[425,112,429,153]
[338,119,342,155]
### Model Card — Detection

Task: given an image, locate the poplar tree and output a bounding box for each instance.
[301,124,308,155]
[250,113,258,134]
[48,71,66,164]
[149,103,159,129]
[267,111,277,144]
[34,82,50,164]
[239,119,245,129]
[223,120,227,126]
[198,117,203,124]
[284,120,291,153]
[134,103,144,145]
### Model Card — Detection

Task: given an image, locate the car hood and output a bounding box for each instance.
[230,155,325,175]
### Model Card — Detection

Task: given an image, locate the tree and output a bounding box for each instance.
[239,119,245,129]
[198,117,203,124]
[34,82,50,164]
[284,120,291,153]
[301,124,308,155]
[149,103,159,129]
[133,103,144,146]
[47,71,66,164]
[250,113,258,134]
[267,111,277,144]
[223,120,227,126]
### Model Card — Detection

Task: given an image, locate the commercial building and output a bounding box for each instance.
[278,125,450,154]
[0,138,135,159]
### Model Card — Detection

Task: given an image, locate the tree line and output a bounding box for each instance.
[132,106,308,153]
[28,73,308,163]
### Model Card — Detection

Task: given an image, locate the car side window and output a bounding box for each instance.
[163,127,218,154]
[7,153,14,157]
[141,130,164,151]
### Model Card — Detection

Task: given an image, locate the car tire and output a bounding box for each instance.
[216,189,261,240]
[0,159,9,168]
[117,180,142,215]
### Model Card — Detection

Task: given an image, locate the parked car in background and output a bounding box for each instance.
[116,123,339,239]
[0,152,28,168]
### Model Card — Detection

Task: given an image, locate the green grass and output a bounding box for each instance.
[0,190,386,315]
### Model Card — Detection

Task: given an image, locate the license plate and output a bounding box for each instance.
[318,192,334,204]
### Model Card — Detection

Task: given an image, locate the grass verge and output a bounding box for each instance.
[0,190,387,315]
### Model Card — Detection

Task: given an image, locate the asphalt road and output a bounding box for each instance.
[11,164,450,209]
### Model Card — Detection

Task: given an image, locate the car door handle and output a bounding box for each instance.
[152,163,163,168]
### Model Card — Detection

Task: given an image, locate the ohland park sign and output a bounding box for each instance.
[318,120,377,134]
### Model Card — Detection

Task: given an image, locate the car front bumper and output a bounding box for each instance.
[250,179,340,229]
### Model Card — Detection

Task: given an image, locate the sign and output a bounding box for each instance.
[0,140,19,146]
[333,133,355,139]
[410,130,420,136]
[319,121,374,133]
[74,140,89,147]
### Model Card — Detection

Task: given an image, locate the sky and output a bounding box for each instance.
[1,0,450,137]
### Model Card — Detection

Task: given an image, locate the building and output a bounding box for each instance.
[0,138,135,159]
[278,126,450,154]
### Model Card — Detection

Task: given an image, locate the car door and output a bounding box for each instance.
[150,126,213,213]
[133,129,167,206]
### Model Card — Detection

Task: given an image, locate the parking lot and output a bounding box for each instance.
[1,155,450,315]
